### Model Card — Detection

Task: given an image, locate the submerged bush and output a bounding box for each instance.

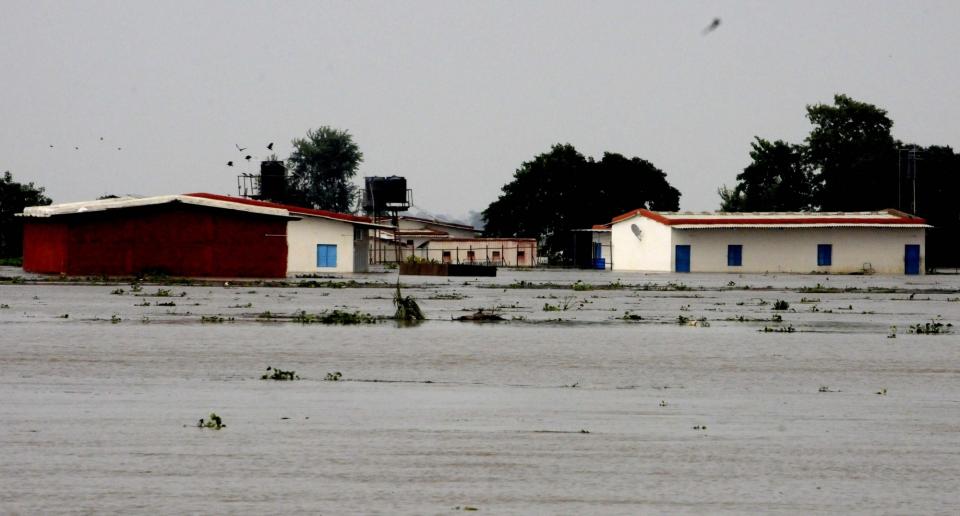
[262,366,299,380]
[393,283,424,321]
[198,413,225,429]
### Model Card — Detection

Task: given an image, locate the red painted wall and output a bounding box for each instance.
[23,221,68,273]
[22,203,288,277]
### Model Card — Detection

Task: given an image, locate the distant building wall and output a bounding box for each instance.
[416,239,538,267]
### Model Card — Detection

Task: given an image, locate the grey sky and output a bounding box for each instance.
[2,0,958,222]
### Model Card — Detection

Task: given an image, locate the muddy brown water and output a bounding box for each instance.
[2,268,959,514]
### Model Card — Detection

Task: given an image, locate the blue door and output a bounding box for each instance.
[904,245,920,275]
[675,245,691,273]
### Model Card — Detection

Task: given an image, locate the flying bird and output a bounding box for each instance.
[236,144,247,152]
[227,161,234,167]
[100,137,104,141]
[267,142,274,150]
[74,146,79,150]
[49,145,54,148]
[245,155,252,161]
[702,17,721,35]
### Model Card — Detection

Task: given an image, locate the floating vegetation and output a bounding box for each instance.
[772,300,790,310]
[324,371,342,381]
[888,326,897,338]
[197,413,225,430]
[290,309,378,325]
[110,314,121,324]
[677,315,709,327]
[262,366,299,381]
[57,313,69,318]
[130,283,143,293]
[257,311,276,320]
[909,321,951,334]
[876,388,887,396]
[201,315,234,323]
[393,282,424,321]
[621,311,642,321]
[818,386,837,393]
[229,302,253,308]
[800,297,820,303]
[457,309,505,322]
[0,304,9,309]
[157,301,176,307]
[134,301,151,307]
[762,325,796,333]
[110,288,125,295]
[543,295,575,312]
[771,314,783,322]
[427,292,467,300]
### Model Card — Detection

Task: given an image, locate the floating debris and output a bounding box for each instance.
[456,309,505,322]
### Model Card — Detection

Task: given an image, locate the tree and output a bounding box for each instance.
[805,94,897,211]
[483,144,680,261]
[286,127,363,212]
[719,138,814,212]
[0,171,52,258]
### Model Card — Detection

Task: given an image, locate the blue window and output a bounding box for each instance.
[727,245,742,266]
[817,244,832,266]
[317,244,337,267]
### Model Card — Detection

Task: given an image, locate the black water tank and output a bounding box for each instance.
[259,161,286,203]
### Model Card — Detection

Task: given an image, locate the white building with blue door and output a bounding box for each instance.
[609,209,930,275]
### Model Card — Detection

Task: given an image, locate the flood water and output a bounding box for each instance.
[2,267,959,514]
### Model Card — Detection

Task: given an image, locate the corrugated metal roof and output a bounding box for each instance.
[21,194,291,219]
[672,223,931,229]
[611,208,930,228]
[21,193,394,229]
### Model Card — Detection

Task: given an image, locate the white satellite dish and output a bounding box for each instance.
[630,223,642,241]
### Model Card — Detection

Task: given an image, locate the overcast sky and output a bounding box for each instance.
[2,0,958,222]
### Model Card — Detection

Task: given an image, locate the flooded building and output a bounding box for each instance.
[608,209,930,274]
[20,193,386,277]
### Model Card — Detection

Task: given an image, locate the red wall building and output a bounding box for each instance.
[22,199,290,278]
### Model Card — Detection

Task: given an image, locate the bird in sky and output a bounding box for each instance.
[227,161,234,167]
[267,142,274,150]
[49,145,53,148]
[100,137,104,141]
[74,146,79,150]
[245,155,252,161]
[236,144,247,152]
[703,17,721,35]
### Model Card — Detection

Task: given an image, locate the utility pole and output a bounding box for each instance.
[898,146,922,214]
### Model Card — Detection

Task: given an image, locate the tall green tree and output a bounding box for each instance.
[719,138,814,212]
[0,171,52,258]
[287,126,363,212]
[483,144,680,261]
[805,94,897,210]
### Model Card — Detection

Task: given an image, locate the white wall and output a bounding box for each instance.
[287,217,368,274]
[671,227,925,274]
[611,215,673,271]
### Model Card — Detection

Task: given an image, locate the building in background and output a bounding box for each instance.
[608,209,929,274]
[21,193,386,277]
